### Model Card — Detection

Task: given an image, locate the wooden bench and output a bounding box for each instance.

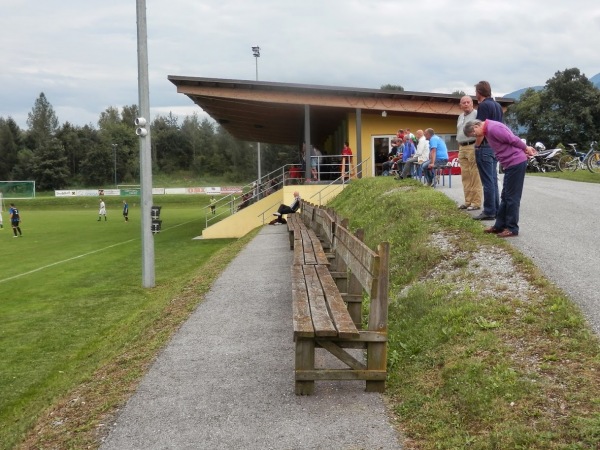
[287,213,328,265]
[291,212,390,395]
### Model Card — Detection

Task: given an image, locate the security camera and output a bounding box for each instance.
[134,117,147,127]
[136,127,148,137]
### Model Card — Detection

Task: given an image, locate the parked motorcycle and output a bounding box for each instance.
[527,142,562,172]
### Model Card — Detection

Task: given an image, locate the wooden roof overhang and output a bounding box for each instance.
[168,76,514,146]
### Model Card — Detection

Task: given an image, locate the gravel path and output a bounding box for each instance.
[101,226,403,450]
[439,173,600,335]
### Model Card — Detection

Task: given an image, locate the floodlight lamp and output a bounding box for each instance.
[252,46,260,57]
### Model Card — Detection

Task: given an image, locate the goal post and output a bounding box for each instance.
[0,181,36,201]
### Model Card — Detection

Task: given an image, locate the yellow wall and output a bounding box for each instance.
[201,184,346,239]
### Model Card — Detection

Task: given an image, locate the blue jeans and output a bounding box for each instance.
[475,145,499,216]
[421,159,448,185]
[494,160,527,234]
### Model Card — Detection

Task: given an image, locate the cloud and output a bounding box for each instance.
[1,0,599,129]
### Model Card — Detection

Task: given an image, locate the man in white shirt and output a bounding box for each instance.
[456,96,482,210]
[397,129,429,179]
[98,199,107,221]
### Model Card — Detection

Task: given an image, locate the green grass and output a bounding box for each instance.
[529,168,600,183]
[330,177,600,450]
[0,195,238,449]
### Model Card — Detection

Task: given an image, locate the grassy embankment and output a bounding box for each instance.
[329,177,600,449]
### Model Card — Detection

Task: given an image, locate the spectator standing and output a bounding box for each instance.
[98,198,107,221]
[310,146,321,180]
[464,119,537,237]
[9,203,22,237]
[456,95,482,210]
[340,142,356,180]
[421,128,449,187]
[473,81,503,220]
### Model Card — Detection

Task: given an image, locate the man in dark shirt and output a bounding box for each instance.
[473,80,503,220]
[269,191,301,225]
[9,203,22,237]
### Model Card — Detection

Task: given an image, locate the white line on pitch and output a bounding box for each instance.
[0,238,138,284]
[0,217,205,284]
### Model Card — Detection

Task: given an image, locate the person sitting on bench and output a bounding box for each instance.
[269,191,301,225]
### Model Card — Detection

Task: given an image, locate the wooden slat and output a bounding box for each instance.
[334,224,378,291]
[301,229,317,265]
[291,265,314,339]
[315,264,359,339]
[302,265,337,337]
[307,230,329,265]
[295,369,387,381]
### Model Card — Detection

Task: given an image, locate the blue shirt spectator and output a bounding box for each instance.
[428,134,448,160]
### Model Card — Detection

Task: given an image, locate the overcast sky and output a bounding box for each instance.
[2,0,599,130]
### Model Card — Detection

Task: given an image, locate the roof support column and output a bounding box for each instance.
[356,108,362,178]
[304,104,311,180]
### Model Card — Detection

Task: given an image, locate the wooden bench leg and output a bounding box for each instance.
[366,341,386,392]
[295,339,315,395]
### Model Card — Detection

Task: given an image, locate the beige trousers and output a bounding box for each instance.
[458,145,482,207]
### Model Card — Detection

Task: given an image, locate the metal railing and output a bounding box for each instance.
[204,154,363,229]
[308,157,370,205]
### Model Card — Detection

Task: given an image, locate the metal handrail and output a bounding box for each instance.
[204,154,363,228]
[257,199,284,225]
[308,157,370,205]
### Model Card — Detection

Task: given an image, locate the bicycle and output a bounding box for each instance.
[557,141,600,173]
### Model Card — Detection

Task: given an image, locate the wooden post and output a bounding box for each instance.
[366,242,390,392]
[295,339,315,395]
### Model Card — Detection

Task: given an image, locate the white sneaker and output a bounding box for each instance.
[273,212,281,216]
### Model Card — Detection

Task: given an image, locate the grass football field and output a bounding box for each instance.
[0,197,234,449]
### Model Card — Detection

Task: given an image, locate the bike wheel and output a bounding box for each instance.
[586,151,600,173]
[557,154,575,172]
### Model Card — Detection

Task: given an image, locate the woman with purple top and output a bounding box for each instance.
[463,119,537,238]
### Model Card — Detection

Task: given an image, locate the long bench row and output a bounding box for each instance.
[287,201,390,395]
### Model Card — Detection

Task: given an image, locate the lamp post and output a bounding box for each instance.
[112,144,118,187]
[252,46,261,196]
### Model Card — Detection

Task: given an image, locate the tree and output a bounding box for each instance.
[508,68,600,146]
[0,117,22,180]
[30,138,70,190]
[26,92,59,149]
[381,84,404,91]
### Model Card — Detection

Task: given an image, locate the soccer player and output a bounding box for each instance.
[98,198,107,221]
[9,203,22,237]
[123,200,129,222]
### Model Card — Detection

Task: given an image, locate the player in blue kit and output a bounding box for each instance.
[9,203,22,237]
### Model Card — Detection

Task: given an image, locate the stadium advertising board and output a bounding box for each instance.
[55,186,244,197]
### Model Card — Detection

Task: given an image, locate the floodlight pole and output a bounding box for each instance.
[137,0,155,288]
[252,46,261,196]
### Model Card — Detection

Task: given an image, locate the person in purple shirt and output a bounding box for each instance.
[463,119,537,238]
